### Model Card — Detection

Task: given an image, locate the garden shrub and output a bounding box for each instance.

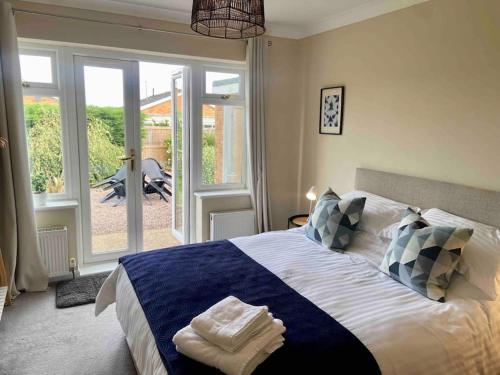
[164,136,173,169]
[25,102,219,189]
[86,106,146,146]
[26,104,64,192]
[202,130,215,185]
[25,103,125,189]
[85,115,123,184]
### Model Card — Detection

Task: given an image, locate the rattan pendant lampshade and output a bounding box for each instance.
[191,0,266,39]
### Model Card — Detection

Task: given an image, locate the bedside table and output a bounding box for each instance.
[288,214,309,229]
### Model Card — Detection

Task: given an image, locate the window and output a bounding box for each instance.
[20,48,67,197]
[24,96,65,194]
[202,105,245,185]
[200,66,246,188]
[19,50,58,89]
[205,71,241,96]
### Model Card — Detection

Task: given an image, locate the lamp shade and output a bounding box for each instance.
[306,186,317,201]
[191,0,266,39]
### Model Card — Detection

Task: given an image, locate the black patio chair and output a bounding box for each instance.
[92,164,126,189]
[142,158,172,202]
[92,165,127,204]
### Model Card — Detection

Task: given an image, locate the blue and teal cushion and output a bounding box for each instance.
[379,208,473,302]
[305,188,366,251]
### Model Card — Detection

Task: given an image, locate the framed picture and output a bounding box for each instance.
[319,86,344,135]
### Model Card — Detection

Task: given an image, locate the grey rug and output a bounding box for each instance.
[56,272,111,308]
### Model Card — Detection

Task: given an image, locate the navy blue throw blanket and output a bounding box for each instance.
[120,240,381,375]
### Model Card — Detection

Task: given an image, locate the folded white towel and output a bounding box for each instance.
[191,296,271,352]
[173,319,286,375]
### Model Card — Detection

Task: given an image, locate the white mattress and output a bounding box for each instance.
[96,228,500,375]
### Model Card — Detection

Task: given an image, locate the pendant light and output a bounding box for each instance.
[191,0,266,39]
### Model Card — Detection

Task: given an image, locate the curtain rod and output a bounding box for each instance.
[12,8,207,39]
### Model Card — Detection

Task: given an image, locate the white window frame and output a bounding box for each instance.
[194,63,248,191]
[19,39,249,259]
[19,48,59,90]
[202,66,245,100]
[20,45,74,201]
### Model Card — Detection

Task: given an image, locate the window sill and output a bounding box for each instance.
[79,261,118,276]
[34,199,79,212]
[194,189,251,200]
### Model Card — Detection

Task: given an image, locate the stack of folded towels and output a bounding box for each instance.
[173,296,286,375]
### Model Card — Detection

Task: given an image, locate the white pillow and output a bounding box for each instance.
[420,208,500,300]
[340,191,419,237]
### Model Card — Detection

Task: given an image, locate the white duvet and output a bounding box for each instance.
[96,228,500,375]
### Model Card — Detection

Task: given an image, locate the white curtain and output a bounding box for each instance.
[0,0,48,300]
[247,37,271,233]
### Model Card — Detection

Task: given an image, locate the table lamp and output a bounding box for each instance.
[306,186,317,216]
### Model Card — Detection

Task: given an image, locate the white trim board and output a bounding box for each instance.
[0,286,7,321]
[20,0,430,39]
[23,0,191,25]
[307,0,430,39]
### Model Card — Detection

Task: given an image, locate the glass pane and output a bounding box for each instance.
[202,105,244,185]
[173,77,183,234]
[205,71,240,95]
[139,62,182,250]
[24,96,65,194]
[20,54,53,84]
[83,66,128,254]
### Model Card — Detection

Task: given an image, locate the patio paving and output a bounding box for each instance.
[90,188,180,253]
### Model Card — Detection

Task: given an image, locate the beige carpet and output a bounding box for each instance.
[0,286,137,375]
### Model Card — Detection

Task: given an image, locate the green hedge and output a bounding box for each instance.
[86,106,146,146]
[25,103,130,190]
[163,129,216,185]
[26,104,64,192]
[202,144,215,185]
[26,103,218,190]
[202,130,215,185]
[85,114,123,184]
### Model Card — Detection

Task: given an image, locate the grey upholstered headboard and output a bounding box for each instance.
[355,168,500,228]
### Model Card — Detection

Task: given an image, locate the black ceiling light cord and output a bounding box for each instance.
[191,0,265,39]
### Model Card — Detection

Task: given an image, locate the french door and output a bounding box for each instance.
[75,56,142,263]
[171,70,190,243]
[75,55,190,263]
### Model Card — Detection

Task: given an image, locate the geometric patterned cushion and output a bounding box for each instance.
[305,188,366,252]
[379,208,473,302]
[397,207,429,231]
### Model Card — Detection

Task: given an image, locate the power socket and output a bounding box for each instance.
[69,258,77,279]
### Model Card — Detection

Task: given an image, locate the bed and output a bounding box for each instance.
[96,168,500,375]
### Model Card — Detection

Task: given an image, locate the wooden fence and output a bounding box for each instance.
[142,126,171,167]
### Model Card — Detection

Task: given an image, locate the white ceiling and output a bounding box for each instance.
[23,0,430,39]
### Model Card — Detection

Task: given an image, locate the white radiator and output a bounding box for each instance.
[210,210,256,241]
[37,226,69,279]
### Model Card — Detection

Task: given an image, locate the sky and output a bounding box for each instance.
[20,54,238,107]
[20,54,53,83]
[84,62,183,107]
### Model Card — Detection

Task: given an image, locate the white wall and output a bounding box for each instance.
[296,0,500,210]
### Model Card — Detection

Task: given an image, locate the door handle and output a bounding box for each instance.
[118,149,135,171]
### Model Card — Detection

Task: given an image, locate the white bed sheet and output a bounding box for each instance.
[96,229,500,375]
